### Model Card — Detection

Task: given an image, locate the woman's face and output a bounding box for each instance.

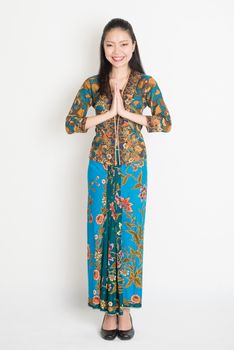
[103,28,135,69]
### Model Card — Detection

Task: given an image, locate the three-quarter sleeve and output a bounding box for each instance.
[144,76,172,132]
[65,78,93,134]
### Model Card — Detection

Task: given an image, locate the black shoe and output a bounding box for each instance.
[117,313,135,340]
[100,313,118,340]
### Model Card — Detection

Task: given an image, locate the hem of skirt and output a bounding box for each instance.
[88,302,142,314]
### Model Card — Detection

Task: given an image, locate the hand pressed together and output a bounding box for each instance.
[109,81,126,118]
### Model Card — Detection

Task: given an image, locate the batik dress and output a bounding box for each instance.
[65,69,172,316]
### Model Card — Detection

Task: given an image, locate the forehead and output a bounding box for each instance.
[104,28,131,42]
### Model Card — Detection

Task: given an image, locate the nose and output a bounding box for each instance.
[112,47,122,55]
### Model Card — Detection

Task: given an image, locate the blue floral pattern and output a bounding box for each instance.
[87,158,147,315]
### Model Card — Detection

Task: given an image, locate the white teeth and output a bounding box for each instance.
[112,57,124,61]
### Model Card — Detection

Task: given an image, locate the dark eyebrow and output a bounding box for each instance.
[105,40,129,43]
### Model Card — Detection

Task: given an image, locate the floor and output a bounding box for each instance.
[0,290,233,350]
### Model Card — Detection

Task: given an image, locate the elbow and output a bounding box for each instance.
[65,115,88,134]
[65,118,74,134]
[161,112,172,132]
[65,126,74,134]
[163,122,172,132]
[145,115,172,133]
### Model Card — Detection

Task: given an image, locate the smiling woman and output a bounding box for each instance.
[65,17,172,340]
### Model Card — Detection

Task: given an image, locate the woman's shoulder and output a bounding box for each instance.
[84,74,99,85]
[139,72,156,83]
[81,74,100,94]
[138,72,158,90]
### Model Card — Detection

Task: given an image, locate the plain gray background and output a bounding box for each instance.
[0,0,233,348]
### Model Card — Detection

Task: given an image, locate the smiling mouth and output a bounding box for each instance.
[112,57,125,62]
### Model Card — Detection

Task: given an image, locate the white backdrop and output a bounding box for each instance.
[0,0,233,349]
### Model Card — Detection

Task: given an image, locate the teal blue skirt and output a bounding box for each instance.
[87,157,147,315]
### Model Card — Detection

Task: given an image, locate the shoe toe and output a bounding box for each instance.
[101,328,118,340]
[117,314,135,340]
[118,328,135,340]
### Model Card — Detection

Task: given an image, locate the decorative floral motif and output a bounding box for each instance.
[87,158,147,315]
[65,69,172,166]
[65,69,171,316]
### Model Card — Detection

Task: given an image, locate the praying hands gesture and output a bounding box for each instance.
[109,81,126,118]
[107,79,148,128]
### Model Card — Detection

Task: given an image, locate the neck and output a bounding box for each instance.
[109,65,131,80]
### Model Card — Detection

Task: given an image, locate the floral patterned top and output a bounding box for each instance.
[65,69,172,166]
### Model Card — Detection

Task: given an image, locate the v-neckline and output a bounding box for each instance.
[109,68,133,98]
[100,69,140,110]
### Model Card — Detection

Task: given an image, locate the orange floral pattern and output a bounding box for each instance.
[87,158,147,315]
[65,69,172,166]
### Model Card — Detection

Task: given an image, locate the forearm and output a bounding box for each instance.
[85,111,114,130]
[123,110,171,132]
[123,110,148,127]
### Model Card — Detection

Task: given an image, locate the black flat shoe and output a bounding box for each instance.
[117,313,135,340]
[100,313,118,340]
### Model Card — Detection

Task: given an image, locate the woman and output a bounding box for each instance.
[65,18,172,340]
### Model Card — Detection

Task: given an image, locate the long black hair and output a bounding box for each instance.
[98,18,145,99]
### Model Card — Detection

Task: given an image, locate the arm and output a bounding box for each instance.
[144,76,172,132]
[84,111,114,130]
[65,78,114,133]
[65,78,92,133]
[118,76,172,131]
[122,110,148,126]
